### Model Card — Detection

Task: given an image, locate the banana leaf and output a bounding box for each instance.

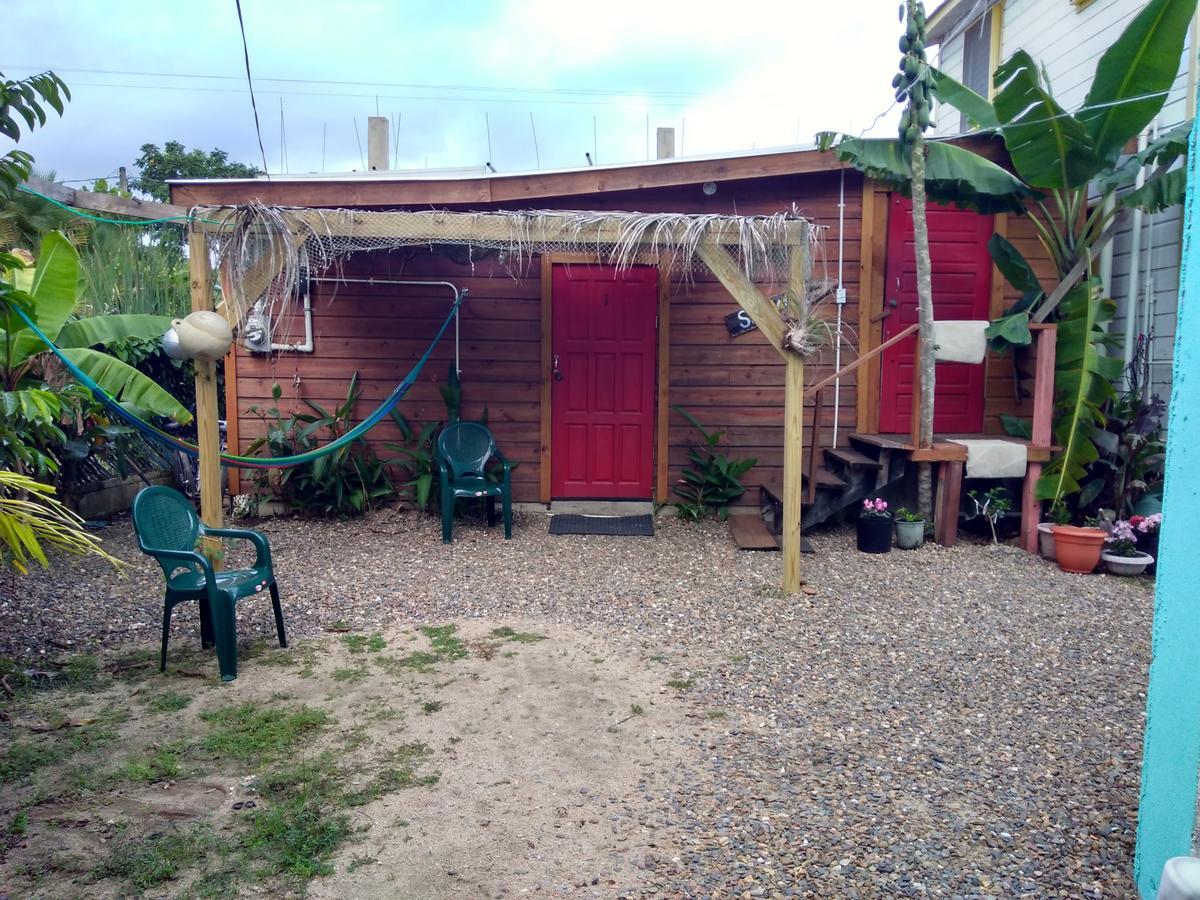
[1078,0,1198,162]
[992,50,1101,188]
[1123,167,1186,213]
[1035,284,1124,501]
[930,68,999,130]
[58,347,192,424]
[7,230,80,363]
[816,135,1032,214]
[56,314,174,348]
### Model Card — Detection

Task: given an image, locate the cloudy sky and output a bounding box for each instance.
[7,0,915,186]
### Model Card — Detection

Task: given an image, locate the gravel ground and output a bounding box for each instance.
[3,509,1151,897]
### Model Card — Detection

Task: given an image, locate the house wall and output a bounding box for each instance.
[226,170,865,508]
[933,0,1194,403]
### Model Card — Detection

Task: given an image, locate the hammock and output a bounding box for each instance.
[10,291,464,470]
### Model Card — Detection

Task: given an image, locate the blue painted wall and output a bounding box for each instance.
[1134,118,1200,897]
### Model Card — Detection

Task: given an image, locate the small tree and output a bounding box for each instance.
[133,142,263,202]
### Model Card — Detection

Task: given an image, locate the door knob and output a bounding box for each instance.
[553,354,563,381]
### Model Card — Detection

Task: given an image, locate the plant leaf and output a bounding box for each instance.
[930,67,1000,130]
[1079,0,1198,161]
[999,414,1033,440]
[1122,167,1186,213]
[56,314,174,348]
[992,50,1101,188]
[58,347,192,424]
[9,231,81,362]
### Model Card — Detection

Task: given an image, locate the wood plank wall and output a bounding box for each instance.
[228,170,863,507]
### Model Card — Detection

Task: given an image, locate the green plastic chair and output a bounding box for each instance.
[132,485,286,681]
[437,422,512,544]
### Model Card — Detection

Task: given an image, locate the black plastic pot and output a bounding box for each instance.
[856,515,893,553]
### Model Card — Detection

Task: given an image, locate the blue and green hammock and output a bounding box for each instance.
[10,291,464,470]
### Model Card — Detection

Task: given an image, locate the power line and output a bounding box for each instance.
[6,63,720,101]
[233,0,270,178]
[58,79,712,111]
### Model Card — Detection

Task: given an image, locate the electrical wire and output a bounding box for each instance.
[233,0,271,179]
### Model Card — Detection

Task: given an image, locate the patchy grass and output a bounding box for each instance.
[96,823,226,893]
[199,703,329,767]
[420,700,445,715]
[375,651,441,676]
[706,709,727,720]
[343,633,386,655]
[332,664,370,685]
[257,641,321,678]
[145,690,192,714]
[0,721,121,784]
[630,704,645,716]
[113,749,183,784]
[344,743,438,806]
[421,625,468,660]
[666,677,695,691]
[490,626,548,644]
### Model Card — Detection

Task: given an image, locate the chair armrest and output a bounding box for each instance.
[144,547,217,585]
[202,526,272,568]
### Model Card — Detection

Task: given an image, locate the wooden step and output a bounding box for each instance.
[729,514,779,551]
[824,447,883,469]
[849,432,913,452]
[804,467,846,490]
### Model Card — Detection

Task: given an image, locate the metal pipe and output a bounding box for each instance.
[832,168,847,446]
[307,276,464,369]
[1122,130,1149,387]
[1141,120,1161,384]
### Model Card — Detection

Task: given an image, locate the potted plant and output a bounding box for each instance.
[894,507,925,550]
[1101,518,1155,576]
[1038,500,1070,561]
[1051,517,1108,575]
[856,498,893,554]
[1130,513,1162,574]
[967,487,1011,545]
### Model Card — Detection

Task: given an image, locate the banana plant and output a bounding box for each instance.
[819,0,1195,503]
[0,231,190,426]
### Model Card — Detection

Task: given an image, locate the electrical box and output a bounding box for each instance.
[243,310,272,353]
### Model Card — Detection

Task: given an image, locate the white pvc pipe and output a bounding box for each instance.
[1141,121,1161,382]
[269,292,314,353]
[1122,130,1149,387]
[832,168,847,446]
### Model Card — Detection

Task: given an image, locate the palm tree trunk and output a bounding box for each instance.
[910,130,936,519]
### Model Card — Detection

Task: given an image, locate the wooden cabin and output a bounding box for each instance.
[171,138,1054,526]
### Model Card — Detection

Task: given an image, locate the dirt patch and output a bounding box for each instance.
[0,619,709,897]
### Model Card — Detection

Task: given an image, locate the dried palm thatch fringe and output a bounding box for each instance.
[199,203,820,333]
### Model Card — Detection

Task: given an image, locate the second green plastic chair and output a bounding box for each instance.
[436,422,512,543]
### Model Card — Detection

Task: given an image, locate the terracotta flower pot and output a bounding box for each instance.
[1051,526,1107,574]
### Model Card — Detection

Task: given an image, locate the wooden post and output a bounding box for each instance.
[782,354,804,593]
[1021,324,1057,553]
[189,226,223,565]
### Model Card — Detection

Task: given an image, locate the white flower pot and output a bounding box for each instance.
[1037,522,1057,560]
[1102,551,1154,577]
[895,520,925,550]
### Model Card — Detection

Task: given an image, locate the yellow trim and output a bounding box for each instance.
[987,3,1004,99]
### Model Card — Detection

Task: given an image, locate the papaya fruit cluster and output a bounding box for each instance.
[891,1,937,144]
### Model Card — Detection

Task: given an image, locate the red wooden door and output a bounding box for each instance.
[551,265,657,499]
[879,195,993,434]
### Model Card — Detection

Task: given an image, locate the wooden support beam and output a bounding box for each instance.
[782,355,804,593]
[196,207,813,248]
[189,227,223,566]
[934,460,963,547]
[23,176,190,221]
[695,244,787,355]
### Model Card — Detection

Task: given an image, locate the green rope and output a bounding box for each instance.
[15,183,224,227]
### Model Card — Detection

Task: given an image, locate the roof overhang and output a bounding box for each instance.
[926,0,999,45]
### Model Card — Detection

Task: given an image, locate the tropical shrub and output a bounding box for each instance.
[671,406,756,521]
[0,470,122,574]
[245,375,393,517]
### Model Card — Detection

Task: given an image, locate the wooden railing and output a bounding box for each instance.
[804,323,918,502]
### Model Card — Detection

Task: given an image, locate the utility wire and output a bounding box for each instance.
[8,63,722,100]
[233,0,270,179]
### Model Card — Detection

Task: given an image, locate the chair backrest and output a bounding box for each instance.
[437,422,495,479]
[132,486,202,579]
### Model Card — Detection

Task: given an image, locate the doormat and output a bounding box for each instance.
[548,514,654,537]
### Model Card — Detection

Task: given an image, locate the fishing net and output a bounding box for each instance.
[198,204,823,332]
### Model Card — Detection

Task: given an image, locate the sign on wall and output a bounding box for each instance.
[724,309,756,337]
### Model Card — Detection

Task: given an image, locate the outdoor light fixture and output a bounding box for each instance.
[170,310,233,361]
[702,181,717,196]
